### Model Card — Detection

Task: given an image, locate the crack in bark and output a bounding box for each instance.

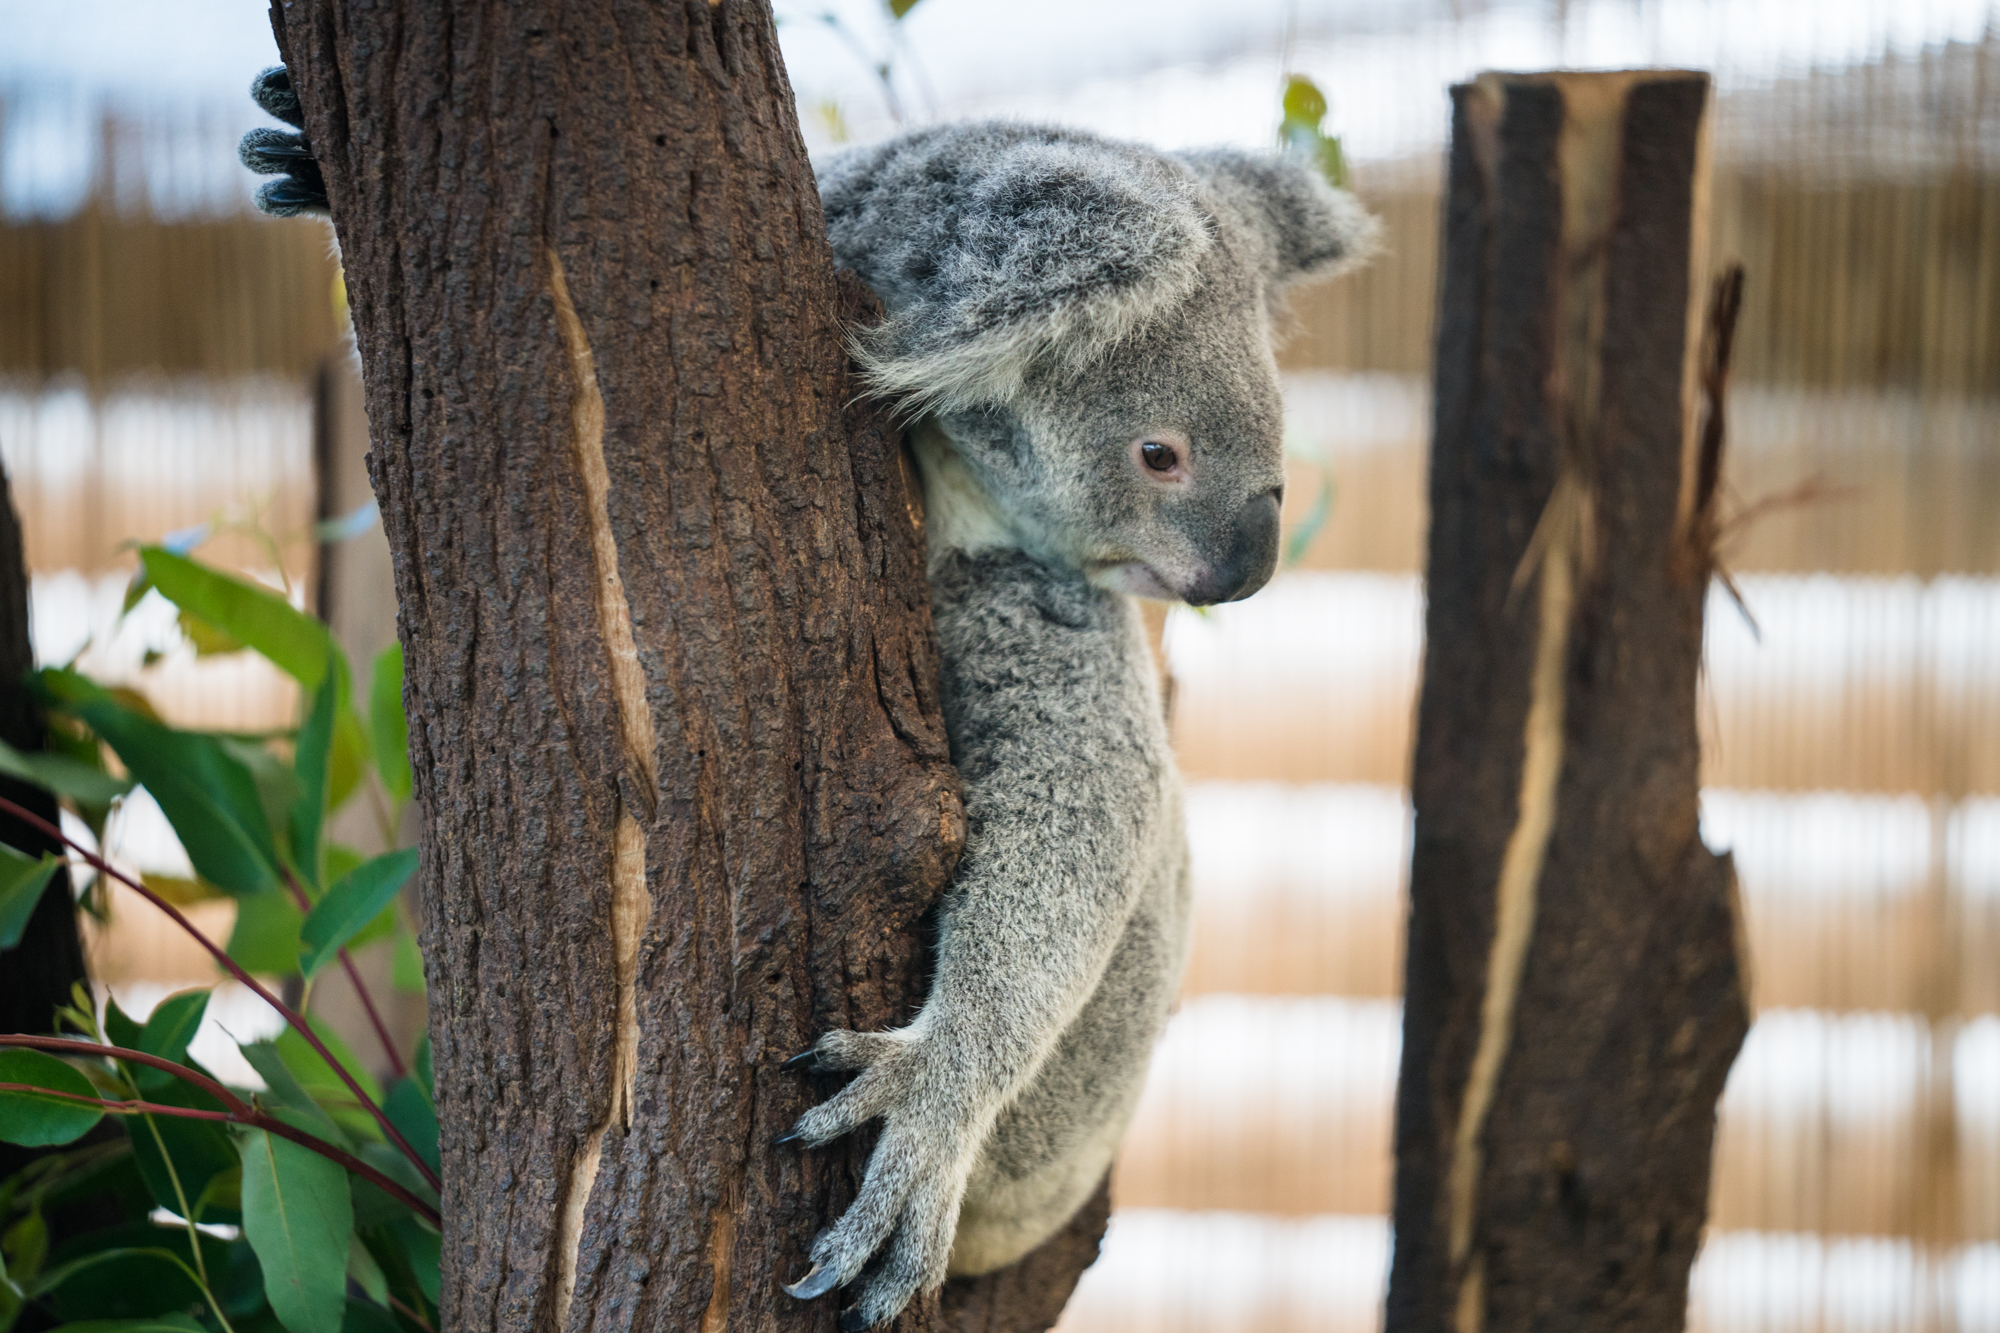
[547,247,659,1327]
[1445,73,1638,1333]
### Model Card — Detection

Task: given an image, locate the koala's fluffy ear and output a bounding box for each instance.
[1173,149,1380,295]
[819,126,1217,415]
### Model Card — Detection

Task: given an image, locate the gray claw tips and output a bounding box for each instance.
[782,1049,820,1072]
[774,1130,806,1147]
[782,1263,842,1300]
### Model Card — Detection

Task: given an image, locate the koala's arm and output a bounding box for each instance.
[783,550,1169,1327]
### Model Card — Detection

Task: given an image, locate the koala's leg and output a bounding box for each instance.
[783,551,1175,1329]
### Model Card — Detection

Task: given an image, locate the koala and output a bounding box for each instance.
[782,124,1375,1331]
[242,73,1373,1332]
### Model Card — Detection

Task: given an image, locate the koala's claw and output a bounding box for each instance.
[241,66,330,218]
[780,1027,972,1324]
[782,1263,843,1300]
[781,1048,821,1073]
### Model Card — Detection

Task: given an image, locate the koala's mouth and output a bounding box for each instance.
[1086,561,1180,601]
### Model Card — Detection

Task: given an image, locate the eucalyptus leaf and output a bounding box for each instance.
[126,1079,240,1226]
[381,1077,438,1174]
[299,849,418,979]
[238,1044,347,1150]
[138,549,336,691]
[240,1128,353,1333]
[0,738,132,807]
[0,845,62,951]
[227,892,304,978]
[0,1051,102,1148]
[291,663,339,892]
[39,669,280,896]
[367,645,411,806]
[132,989,210,1091]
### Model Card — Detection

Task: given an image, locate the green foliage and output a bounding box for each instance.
[240,1130,352,1333]
[0,1052,102,1148]
[366,648,410,807]
[0,548,438,1333]
[0,846,62,951]
[299,851,418,980]
[1279,73,1349,189]
[138,549,335,692]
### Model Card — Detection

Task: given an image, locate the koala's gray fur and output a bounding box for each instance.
[785,123,1375,1329]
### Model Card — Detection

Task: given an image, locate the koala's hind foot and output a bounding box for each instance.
[780,1028,984,1331]
[239,66,330,217]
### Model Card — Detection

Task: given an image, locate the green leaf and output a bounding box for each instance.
[138,549,335,691]
[0,845,62,951]
[101,997,144,1054]
[177,607,245,657]
[345,1236,387,1306]
[238,1045,347,1150]
[367,646,410,806]
[273,1021,380,1143]
[0,1051,102,1147]
[339,1299,400,1333]
[290,665,339,892]
[0,739,132,808]
[299,850,418,980]
[4,1208,48,1287]
[227,892,305,978]
[387,1216,439,1304]
[42,1312,210,1320]
[390,928,425,995]
[886,0,922,17]
[1281,73,1328,128]
[327,710,369,815]
[381,1078,438,1175]
[240,1128,353,1333]
[126,1079,240,1226]
[132,989,210,1092]
[31,1244,208,1320]
[40,670,281,896]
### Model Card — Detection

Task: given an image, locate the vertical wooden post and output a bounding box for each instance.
[1387,71,1750,1333]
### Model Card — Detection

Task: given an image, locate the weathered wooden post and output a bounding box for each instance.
[1387,71,1751,1332]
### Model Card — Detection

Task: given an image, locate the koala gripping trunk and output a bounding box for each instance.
[1387,72,1750,1332]
[268,2,1104,1330]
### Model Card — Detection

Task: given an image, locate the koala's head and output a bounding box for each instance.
[817,124,1377,605]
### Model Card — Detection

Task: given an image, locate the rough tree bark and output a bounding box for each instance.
[270,2,1105,1331]
[1386,72,1751,1332]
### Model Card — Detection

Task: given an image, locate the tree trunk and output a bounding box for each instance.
[269,4,1104,1332]
[1386,71,1750,1332]
[0,454,86,1185]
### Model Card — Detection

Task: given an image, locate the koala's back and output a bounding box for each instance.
[926,549,1191,1275]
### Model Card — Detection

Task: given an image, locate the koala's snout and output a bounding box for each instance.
[1185,489,1281,605]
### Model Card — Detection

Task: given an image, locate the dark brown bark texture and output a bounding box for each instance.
[0,454,87,1187]
[269,3,1101,1331]
[1386,73,1750,1332]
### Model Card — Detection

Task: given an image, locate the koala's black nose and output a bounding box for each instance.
[1188,490,1282,605]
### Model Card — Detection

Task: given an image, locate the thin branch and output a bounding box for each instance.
[0,1035,253,1116]
[0,1079,440,1226]
[0,794,441,1193]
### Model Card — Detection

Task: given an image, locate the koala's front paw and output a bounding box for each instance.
[239,66,330,218]
[780,1029,977,1331]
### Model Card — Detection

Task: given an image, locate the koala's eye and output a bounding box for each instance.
[1140,441,1179,472]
